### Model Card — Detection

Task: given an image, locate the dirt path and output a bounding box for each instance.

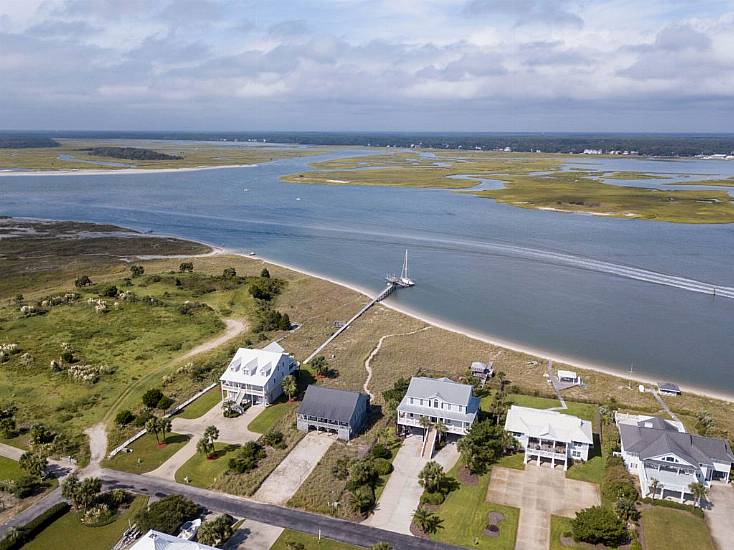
[103,318,247,423]
[363,327,430,399]
[83,423,108,474]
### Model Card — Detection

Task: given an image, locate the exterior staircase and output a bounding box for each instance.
[421,427,437,459]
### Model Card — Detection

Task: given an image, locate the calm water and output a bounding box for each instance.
[3,151,734,395]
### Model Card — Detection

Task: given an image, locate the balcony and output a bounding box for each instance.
[397,414,468,435]
[527,442,567,458]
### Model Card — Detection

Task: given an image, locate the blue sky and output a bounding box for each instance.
[1,0,733,132]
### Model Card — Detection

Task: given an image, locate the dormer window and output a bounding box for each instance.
[433,399,438,408]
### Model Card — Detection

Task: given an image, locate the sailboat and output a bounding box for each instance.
[386,250,415,287]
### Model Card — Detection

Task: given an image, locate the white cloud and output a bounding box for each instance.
[0,0,733,131]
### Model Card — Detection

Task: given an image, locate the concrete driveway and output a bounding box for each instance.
[253,431,336,505]
[707,484,734,550]
[364,435,459,535]
[145,402,265,481]
[172,401,264,444]
[224,519,284,550]
[487,463,600,550]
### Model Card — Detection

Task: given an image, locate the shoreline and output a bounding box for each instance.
[213,247,734,405]
[0,163,258,177]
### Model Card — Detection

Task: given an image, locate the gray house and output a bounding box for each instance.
[297,385,370,441]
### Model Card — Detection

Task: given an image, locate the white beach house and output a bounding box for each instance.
[504,405,594,470]
[219,342,298,407]
[396,376,479,437]
[616,413,734,503]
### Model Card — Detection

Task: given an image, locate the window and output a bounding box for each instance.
[433,399,438,408]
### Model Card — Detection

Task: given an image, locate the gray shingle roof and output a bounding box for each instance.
[619,420,734,466]
[405,377,473,405]
[298,385,369,424]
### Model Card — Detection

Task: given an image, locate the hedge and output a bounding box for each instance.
[0,501,70,550]
[641,497,704,518]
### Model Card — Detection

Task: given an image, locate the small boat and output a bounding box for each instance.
[386,249,415,287]
[249,251,256,256]
[243,188,249,192]
[296,197,301,201]
[178,518,201,540]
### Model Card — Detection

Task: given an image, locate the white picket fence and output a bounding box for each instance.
[107,382,218,458]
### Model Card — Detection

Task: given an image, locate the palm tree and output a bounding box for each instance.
[282,375,297,401]
[648,478,660,500]
[197,436,213,457]
[418,461,446,494]
[689,481,709,508]
[434,420,448,444]
[412,508,432,532]
[424,513,444,534]
[19,452,47,479]
[419,415,432,440]
[203,425,219,454]
[159,418,172,445]
[145,416,161,444]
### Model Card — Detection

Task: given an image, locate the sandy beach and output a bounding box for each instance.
[211,247,734,404]
[0,164,257,177]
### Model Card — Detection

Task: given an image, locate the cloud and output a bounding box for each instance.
[463,0,584,28]
[0,1,733,131]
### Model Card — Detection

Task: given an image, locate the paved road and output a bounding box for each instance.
[100,468,462,550]
[0,488,63,540]
[707,484,734,550]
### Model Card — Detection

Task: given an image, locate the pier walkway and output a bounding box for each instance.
[303,283,397,365]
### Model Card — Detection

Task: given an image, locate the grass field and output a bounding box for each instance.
[0,455,24,481]
[271,529,359,550]
[102,432,190,473]
[24,495,148,550]
[431,461,519,550]
[282,149,734,223]
[496,452,525,470]
[247,400,297,434]
[640,506,715,550]
[174,442,240,488]
[176,386,221,419]
[0,138,323,172]
[482,393,598,422]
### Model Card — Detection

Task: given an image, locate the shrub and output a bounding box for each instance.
[142,388,164,408]
[370,443,391,460]
[420,491,445,505]
[372,457,393,476]
[331,457,350,480]
[99,285,118,297]
[134,495,200,535]
[223,267,237,278]
[261,430,285,449]
[115,410,135,426]
[349,484,375,514]
[228,441,265,473]
[179,262,194,273]
[571,506,628,547]
[130,265,144,278]
[13,475,45,499]
[260,268,270,278]
[156,395,174,410]
[133,409,153,427]
[602,456,638,502]
[0,501,69,550]
[74,275,93,288]
[197,514,235,547]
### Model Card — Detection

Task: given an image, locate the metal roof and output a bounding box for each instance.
[504,405,593,444]
[404,376,473,405]
[298,385,369,424]
[619,420,734,466]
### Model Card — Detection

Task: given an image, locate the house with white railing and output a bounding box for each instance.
[219,342,297,407]
[616,413,734,503]
[504,405,593,470]
[396,377,479,437]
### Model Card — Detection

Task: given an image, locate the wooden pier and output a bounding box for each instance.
[303,282,399,365]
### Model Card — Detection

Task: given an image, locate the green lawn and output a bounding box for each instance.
[24,495,148,550]
[549,516,585,550]
[641,506,715,550]
[431,462,519,549]
[176,386,221,419]
[174,442,240,488]
[481,393,597,422]
[565,455,604,484]
[247,400,297,434]
[102,432,190,473]
[0,455,24,481]
[496,452,525,470]
[271,529,359,550]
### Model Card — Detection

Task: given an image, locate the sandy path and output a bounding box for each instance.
[103,318,247,423]
[84,423,108,473]
[362,327,431,399]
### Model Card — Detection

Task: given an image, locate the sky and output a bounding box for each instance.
[1,0,733,132]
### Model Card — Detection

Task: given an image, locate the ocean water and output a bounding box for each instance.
[3,150,734,396]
